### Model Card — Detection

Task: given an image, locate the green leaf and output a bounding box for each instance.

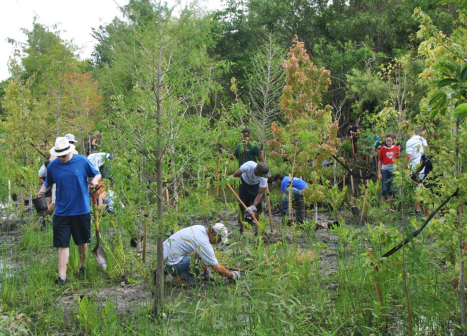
[453,103,467,116]
[430,108,438,120]
[428,92,446,106]
[434,62,456,73]
[438,78,458,88]
[461,63,467,82]
[437,0,461,6]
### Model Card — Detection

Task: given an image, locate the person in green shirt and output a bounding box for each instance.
[228,128,264,167]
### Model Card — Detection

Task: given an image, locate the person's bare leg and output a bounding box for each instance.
[78,244,88,267]
[98,192,107,208]
[387,196,394,211]
[58,247,70,278]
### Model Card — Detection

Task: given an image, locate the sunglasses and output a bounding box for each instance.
[57,154,67,158]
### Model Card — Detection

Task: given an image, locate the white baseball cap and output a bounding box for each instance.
[64,134,78,143]
[212,223,229,244]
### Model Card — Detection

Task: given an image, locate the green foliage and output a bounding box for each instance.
[324,182,348,218]
[1,20,102,183]
[77,295,113,334]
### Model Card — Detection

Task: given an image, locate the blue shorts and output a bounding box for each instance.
[53,213,91,248]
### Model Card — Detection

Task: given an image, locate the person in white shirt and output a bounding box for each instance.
[163,224,239,285]
[230,161,271,234]
[87,152,113,179]
[404,131,428,214]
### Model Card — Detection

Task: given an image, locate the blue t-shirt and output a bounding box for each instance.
[281,177,308,192]
[45,155,100,216]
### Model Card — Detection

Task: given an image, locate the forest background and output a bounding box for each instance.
[0,0,459,200]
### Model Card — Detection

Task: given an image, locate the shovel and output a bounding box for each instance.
[91,188,108,270]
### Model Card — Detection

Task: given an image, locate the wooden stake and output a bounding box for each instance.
[351,137,355,158]
[8,180,11,207]
[202,169,206,224]
[360,181,369,222]
[266,184,273,232]
[369,248,383,306]
[343,174,346,188]
[288,174,294,224]
[314,203,318,223]
[142,218,148,262]
[262,149,273,233]
[21,179,24,221]
[216,150,221,197]
[223,159,229,225]
[350,175,355,197]
[165,188,170,207]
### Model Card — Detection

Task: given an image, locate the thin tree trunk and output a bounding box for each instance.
[55,67,65,137]
[456,116,466,325]
[153,16,164,315]
[400,145,413,335]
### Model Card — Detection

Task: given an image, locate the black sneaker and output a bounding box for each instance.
[55,278,67,286]
[79,266,86,279]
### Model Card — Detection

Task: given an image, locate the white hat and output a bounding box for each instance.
[212,223,229,244]
[50,137,76,156]
[64,134,78,143]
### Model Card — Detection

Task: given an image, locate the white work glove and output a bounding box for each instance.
[231,271,240,280]
[245,205,257,215]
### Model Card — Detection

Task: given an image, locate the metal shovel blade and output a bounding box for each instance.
[91,200,108,270]
[92,245,108,270]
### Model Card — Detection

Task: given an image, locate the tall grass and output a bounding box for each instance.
[0,204,461,335]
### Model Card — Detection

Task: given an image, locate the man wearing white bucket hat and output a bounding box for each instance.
[39,137,101,285]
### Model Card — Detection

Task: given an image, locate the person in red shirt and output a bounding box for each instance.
[378,134,400,211]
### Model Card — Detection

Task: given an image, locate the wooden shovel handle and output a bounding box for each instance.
[227,183,259,224]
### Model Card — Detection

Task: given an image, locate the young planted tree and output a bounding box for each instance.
[247,33,286,147]
[269,36,339,224]
[100,0,228,314]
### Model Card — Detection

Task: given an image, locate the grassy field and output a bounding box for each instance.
[0,203,460,335]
